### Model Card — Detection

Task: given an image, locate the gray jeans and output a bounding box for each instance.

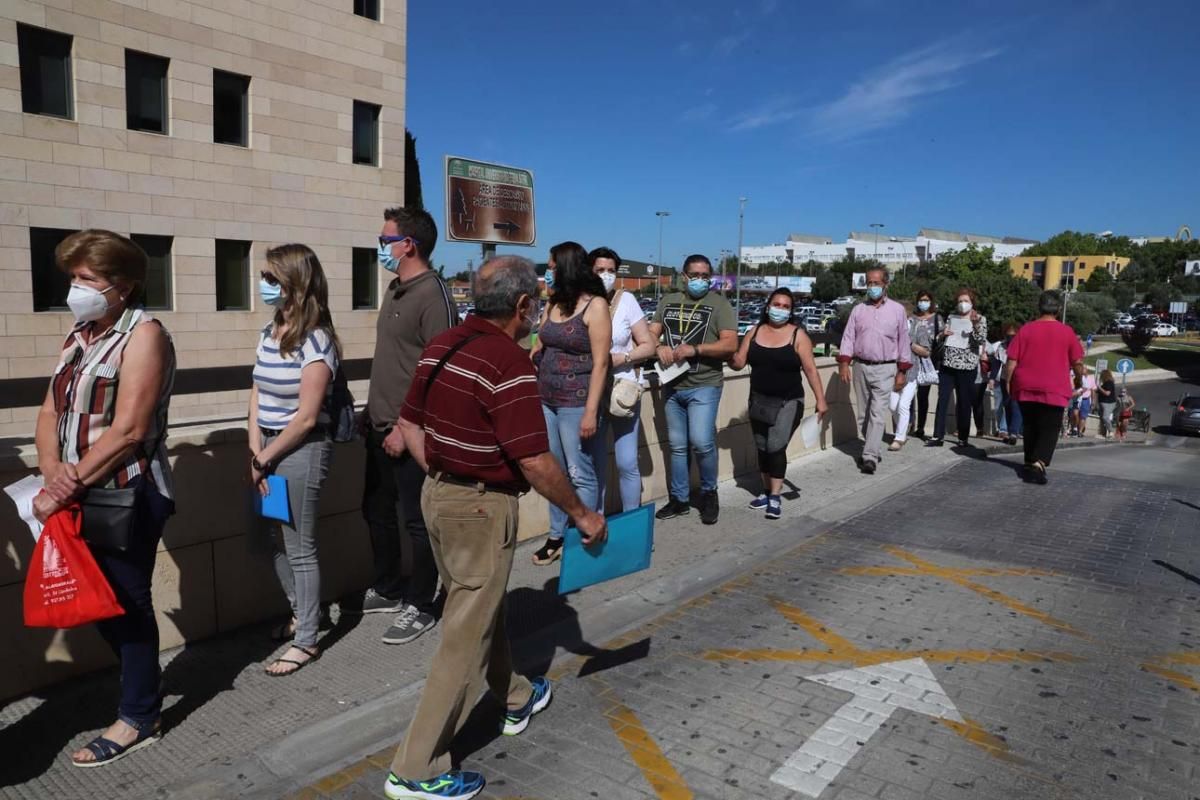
[853,361,897,464]
[257,429,332,648]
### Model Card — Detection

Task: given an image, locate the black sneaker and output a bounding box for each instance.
[699,491,719,525]
[860,459,877,475]
[925,438,944,447]
[532,539,563,566]
[655,498,690,520]
[381,604,436,645]
[355,588,406,615]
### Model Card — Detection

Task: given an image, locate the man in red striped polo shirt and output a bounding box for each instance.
[385,256,607,800]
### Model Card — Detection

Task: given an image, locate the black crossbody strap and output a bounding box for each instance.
[422,332,486,404]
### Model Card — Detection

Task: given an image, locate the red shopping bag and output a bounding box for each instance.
[23,505,124,628]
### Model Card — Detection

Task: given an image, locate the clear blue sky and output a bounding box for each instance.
[406,0,1200,272]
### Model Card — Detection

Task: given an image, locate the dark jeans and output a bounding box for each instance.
[362,428,438,611]
[1019,401,1065,467]
[933,367,975,443]
[1006,394,1024,436]
[91,479,174,725]
[914,384,932,434]
[972,382,987,435]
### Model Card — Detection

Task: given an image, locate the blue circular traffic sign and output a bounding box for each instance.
[1115,358,1135,375]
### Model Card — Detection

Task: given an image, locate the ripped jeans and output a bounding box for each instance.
[543,403,601,543]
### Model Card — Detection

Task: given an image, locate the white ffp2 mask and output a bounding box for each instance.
[66,283,117,322]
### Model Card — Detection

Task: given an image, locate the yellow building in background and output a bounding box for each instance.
[1009,255,1131,290]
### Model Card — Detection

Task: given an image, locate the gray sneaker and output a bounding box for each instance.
[382,604,436,645]
[356,588,406,615]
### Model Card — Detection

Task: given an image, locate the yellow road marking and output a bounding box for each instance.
[606,704,693,800]
[703,647,1081,665]
[840,547,1086,637]
[938,717,1027,764]
[1142,652,1200,691]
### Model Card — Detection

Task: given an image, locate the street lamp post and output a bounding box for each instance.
[869,222,884,261]
[656,211,670,304]
[736,197,747,313]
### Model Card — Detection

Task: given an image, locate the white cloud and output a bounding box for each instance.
[733,38,1002,140]
[716,30,751,55]
[680,103,718,123]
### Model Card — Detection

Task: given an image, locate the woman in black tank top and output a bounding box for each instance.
[730,288,829,520]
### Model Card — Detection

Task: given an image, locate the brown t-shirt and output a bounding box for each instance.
[367,269,458,429]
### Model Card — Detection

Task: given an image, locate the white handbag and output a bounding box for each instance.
[609,371,643,418]
[915,356,939,386]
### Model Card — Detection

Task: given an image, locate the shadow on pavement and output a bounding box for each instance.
[1172,498,1200,512]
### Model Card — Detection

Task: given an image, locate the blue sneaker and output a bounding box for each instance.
[765,495,782,520]
[748,494,769,510]
[502,676,552,735]
[384,770,485,800]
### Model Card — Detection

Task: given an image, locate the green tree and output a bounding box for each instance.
[404,129,424,210]
[813,270,848,302]
[1112,284,1135,310]
[1062,303,1100,337]
[1144,283,1179,309]
[450,270,471,282]
[1082,269,1114,292]
[1073,292,1116,321]
[1020,231,1136,258]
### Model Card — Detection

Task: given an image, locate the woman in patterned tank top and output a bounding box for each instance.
[529,242,611,566]
[33,230,176,767]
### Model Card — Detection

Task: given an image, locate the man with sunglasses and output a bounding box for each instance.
[649,254,738,524]
[359,206,458,645]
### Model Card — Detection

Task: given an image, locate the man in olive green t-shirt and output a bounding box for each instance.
[649,254,738,525]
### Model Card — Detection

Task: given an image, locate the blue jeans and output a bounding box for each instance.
[1006,392,1023,436]
[993,381,1008,434]
[663,385,722,502]
[544,404,601,542]
[596,401,643,513]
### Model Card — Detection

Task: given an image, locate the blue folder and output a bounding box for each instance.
[253,474,292,525]
[558,503,654,595]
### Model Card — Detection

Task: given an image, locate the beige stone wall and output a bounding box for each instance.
[0,0,407,435]
[0,361,881,700]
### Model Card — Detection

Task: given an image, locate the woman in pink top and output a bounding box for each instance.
[1002,291,1084,484]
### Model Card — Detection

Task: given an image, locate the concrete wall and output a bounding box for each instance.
[0,359,876,701]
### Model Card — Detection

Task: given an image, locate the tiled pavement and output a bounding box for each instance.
[305,454,1200,800]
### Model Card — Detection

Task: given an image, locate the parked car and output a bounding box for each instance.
[803,315,824,333]
[1169,395,1200,435]
[831,296,856,307]
[1150,323,1179,337]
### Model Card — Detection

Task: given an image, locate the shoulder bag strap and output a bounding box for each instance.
[422,331,486,404]
[609,289,623,320]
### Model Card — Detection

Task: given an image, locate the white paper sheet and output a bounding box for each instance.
[800,414,820,449]
[654,360,690,385]
[4,475,44,542]
[945,317,973,349]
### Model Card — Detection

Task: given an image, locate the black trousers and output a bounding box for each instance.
[1019,401,1065,467]
[914,384,932,434]
[933,367,975,443]
[972,381,987,435]
[362,428,438,611]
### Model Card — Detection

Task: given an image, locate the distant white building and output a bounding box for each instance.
[741,228,1038,271]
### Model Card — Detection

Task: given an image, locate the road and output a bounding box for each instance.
[303,432,1200,800]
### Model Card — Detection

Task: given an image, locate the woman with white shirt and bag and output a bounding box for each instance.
[589,247,657,512]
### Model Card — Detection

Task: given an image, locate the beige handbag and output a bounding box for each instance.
[607,289,644,418]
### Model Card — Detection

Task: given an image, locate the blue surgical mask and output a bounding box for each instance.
[686,278,711,299]
[767,307,791,325]
[867,285,884,301]
[377,241,399,273]
[543,268,555,290]
[259,278,284,307]
[917,300,931,312]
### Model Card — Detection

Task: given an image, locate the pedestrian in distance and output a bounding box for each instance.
[887,300,919,450]
[1097,368,1117,439]
[908,290,939,439]
[358,206,458,645]
[590,246,658,513]
[1116,387,1136,441]
[1072,366,1097,437]
[730,288,828,519]
[650,255,739,523]
[248,244,340,676]
[1002,290,1085,485]
[928,288,987,448]
[529,242,610,566]
[836,267,912,474]
[986,323,1021,445]
[385,256,607,800]
[972,345,991,437]
[32,230,177,767]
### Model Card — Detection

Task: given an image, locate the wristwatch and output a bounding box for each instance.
[251,454,269,472]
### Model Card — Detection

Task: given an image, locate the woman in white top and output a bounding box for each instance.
[248,244,340,676]
[589,247,658,512]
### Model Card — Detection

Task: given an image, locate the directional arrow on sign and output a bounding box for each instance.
[493,220,520,234]
[771,658,963,798]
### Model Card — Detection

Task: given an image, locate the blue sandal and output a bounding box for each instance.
[71,716,161,768]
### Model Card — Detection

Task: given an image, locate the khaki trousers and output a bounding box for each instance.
[391,476,533,780]
[853,361,897,464]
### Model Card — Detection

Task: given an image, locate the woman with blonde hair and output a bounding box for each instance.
[33,230,176,766]
[248,244,341,676]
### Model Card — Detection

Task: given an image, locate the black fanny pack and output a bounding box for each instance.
[81,479,148,552]
[748,392,787,425]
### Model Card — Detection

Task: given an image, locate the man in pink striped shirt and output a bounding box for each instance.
[837,267,912,474]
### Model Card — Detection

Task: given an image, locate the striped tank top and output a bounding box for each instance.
[51,306,176,499]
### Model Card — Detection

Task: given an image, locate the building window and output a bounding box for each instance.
[125,50,169,133]
[30,228,75,312]
[215,239,251,310]
[353,0,380,20]
[132,234,173,310]
[352,247,378,309]
[17,24,73,119]
[212,69,250,147]
[352,100,380,165]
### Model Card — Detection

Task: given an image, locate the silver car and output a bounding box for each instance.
[1169,395,1200,434]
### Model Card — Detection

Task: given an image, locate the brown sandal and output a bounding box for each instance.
[265,644,320,677]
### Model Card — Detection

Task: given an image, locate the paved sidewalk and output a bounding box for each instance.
[302,445,1200,800]
[2,428,995,800]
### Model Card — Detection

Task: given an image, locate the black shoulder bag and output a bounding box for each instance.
[80,427,167,552]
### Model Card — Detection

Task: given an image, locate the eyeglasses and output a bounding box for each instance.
[379,235,418,248]
[260,271,279,286]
